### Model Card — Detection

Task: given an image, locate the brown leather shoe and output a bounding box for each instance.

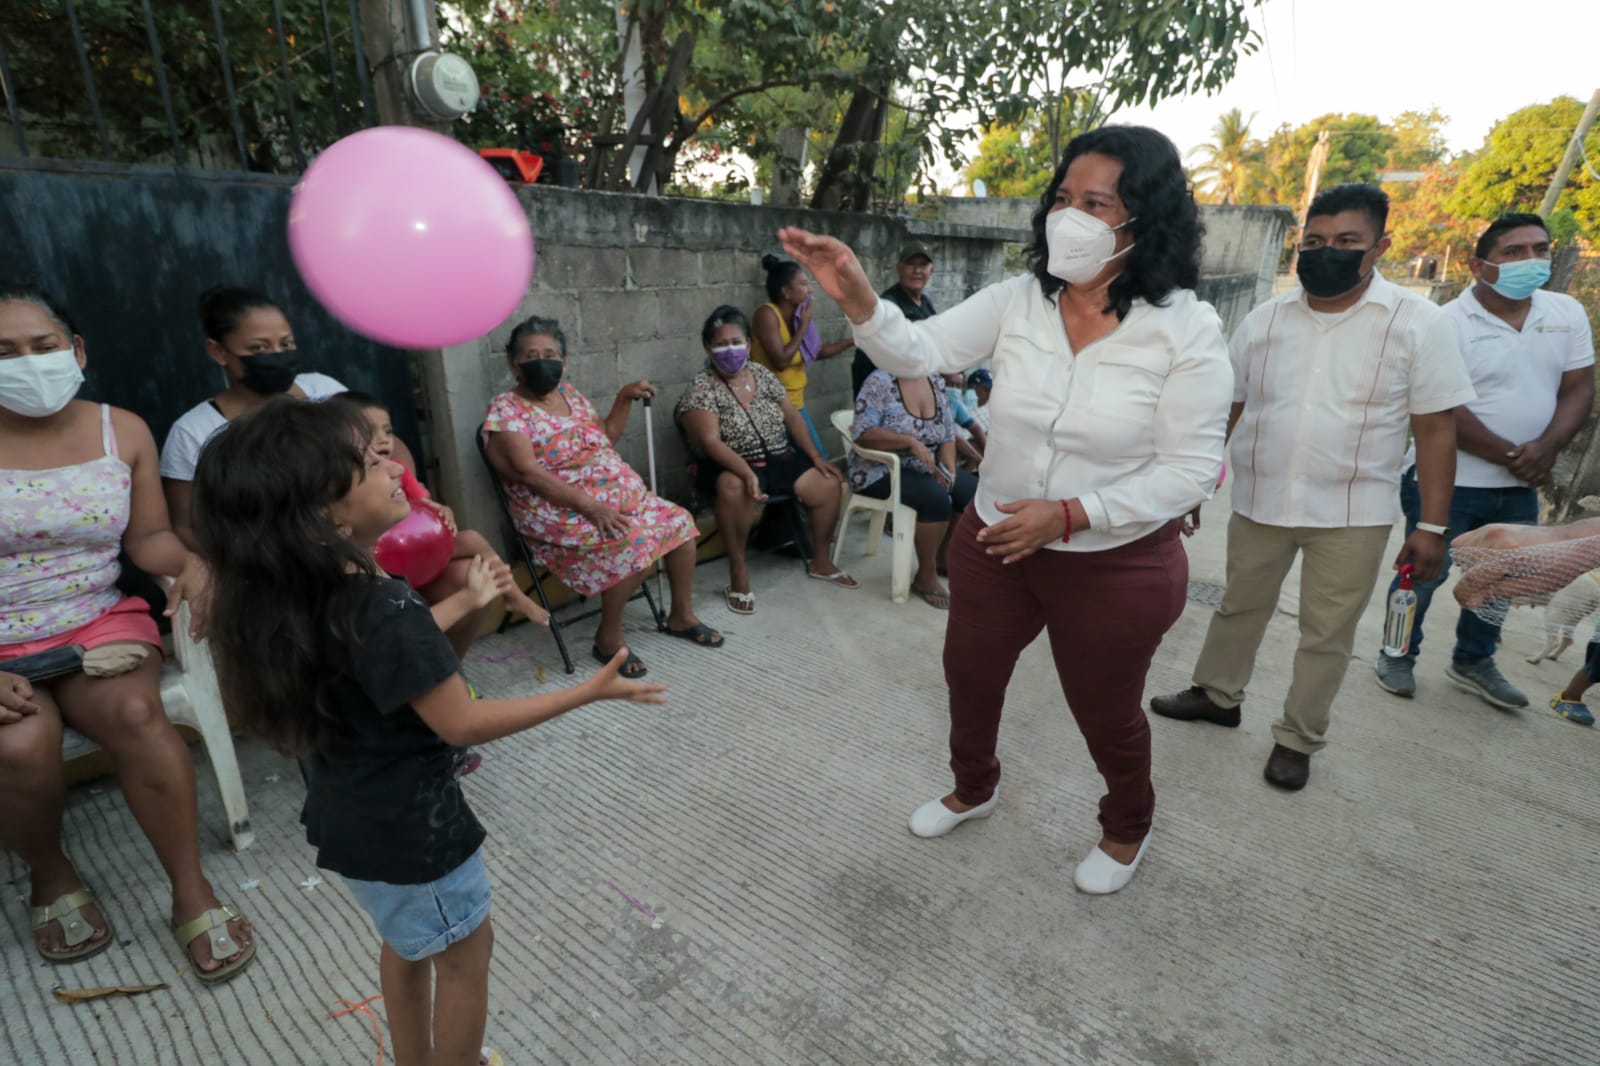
[1263,744,1310,791]
[1149,686,1241,728]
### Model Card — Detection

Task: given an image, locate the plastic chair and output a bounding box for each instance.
[476,424,666,674]
[828,408,916,604]
[56,588,254,852]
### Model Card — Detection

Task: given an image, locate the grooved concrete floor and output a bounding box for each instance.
[4,495,1597,1065]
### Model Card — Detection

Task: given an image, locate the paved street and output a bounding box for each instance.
[4,493,1596,1065]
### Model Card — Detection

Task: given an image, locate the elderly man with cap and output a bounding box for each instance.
[852,242,938,396]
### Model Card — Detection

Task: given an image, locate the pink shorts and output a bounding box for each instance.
[0,597,161,664]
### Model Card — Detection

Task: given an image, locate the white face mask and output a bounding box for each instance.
[0,348,84,418]
[1046,207,1135,285]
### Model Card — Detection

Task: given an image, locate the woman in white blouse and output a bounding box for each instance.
[782,125,1234,894]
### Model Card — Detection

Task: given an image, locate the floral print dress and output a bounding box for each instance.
[482,385,697,597]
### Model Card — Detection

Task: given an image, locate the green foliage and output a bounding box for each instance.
[1189,108,1266,205]
[1263,113,1396,208]
[1,0,367,170]
[964,125,1054,200]
[1385,107,1449,171]
[1382,163,1478,283]
[1449,96,1600,242]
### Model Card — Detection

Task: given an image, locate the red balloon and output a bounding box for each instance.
[374,505,454,588]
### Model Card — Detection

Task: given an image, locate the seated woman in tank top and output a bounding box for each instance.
[0,283,255,982]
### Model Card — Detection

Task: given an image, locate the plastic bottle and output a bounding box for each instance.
[1382,563,1418,658]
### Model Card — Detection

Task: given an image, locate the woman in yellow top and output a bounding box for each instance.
[751,254,851,455]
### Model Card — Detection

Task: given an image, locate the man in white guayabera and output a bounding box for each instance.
[1372,213,1593,710]
[1151,183,1475,792]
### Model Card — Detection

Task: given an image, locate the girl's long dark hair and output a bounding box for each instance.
[1026,125,1203,319]
[192,396,377,757]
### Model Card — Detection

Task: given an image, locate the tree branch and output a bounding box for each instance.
[676,70,857,142]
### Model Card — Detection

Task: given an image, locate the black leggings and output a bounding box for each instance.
[859,467,978,523]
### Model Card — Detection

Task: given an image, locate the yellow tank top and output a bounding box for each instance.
[751,302,806,409]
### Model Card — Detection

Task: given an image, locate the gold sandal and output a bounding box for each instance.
[173,904,256,985]
[31,888,114,963]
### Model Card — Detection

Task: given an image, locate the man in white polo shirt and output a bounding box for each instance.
[1151,184,1475,791]
[1374,213,1594,708]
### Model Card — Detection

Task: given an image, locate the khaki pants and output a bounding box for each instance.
[1193,514,1392,754]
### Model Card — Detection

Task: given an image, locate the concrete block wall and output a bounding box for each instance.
[424,187,1015,548]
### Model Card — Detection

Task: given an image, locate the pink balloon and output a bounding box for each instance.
[1217,460,1227,489]
[374,504,454,588]
[289,127,535,349]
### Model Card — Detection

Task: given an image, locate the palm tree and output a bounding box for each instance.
[1189,109,1266,205]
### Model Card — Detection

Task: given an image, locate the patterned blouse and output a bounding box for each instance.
[848,369,955,491]
[675,364,792,460]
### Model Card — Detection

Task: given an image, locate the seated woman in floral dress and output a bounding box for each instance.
[850,368,979,609]
[482,315,722,678]
[676,305,857,614]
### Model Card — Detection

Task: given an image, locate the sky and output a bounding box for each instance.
[980,0,1598,180]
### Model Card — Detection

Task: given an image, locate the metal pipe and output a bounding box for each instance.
[317,0,345,135]
[346,0,375,126]
[208,0,250,170]
[139,0,186,167]
[408,0,433,51]
[268,0,307,169]
[63,0,110,158]
[0,34,27,158]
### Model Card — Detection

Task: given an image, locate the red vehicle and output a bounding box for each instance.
[477,148,545,184]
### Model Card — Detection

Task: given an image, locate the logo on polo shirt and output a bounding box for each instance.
[1534,324,1572,334]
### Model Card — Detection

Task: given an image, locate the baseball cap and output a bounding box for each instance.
[965,368,993,390]
[897,241,934,264]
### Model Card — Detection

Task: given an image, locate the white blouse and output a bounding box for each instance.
[852,274,1234,551]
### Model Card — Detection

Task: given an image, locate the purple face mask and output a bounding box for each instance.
[711,344,749,375]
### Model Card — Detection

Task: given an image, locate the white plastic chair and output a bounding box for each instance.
[829,409,917,604]
[59,588,254,852]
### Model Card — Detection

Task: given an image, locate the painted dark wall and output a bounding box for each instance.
[0,161,422,462]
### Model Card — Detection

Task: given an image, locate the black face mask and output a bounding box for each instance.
[236,350,300,395]
[518,358,564,396]
[1296,247,1370,299]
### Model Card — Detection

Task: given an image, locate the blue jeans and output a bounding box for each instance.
[1390,468,1539,664]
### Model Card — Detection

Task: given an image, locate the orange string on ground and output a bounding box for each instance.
[330,994,386,1066]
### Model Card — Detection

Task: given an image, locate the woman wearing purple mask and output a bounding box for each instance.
[677,306,858,615]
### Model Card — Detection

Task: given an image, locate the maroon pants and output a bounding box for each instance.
[943,508,1188,844]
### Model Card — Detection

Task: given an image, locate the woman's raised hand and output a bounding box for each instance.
[777,228,877,323]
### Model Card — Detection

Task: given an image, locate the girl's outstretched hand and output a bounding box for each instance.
[587,647,668,704]
[777,227,877,322]
[464,555,499,609]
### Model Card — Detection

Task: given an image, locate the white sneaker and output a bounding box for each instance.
[1072,833,1151,895]
[907,789,999,838]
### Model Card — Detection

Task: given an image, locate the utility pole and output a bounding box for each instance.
[1539,87,1600,217]
[356,0,448,132]
[1287,129,1332,275]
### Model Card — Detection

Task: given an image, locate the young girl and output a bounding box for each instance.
[328,391,549,655]
[192,397,664,1065]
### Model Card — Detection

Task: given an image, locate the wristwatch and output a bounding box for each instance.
[1415,521,1448,536]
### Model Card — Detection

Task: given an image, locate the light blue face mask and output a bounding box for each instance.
[1485,257,1551,300]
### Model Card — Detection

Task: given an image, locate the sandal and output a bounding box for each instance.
[1551,696,1595,726]
[482,1049,506,1066]
[723,585,756,615]
[806,566,861,589]
[664,622,725,647]
[913,584,951,610]
[31,887,114,964]
[173,903,256,985]
[593,645,647,678]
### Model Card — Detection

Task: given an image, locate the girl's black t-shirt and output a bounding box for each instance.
[300,574,485,885]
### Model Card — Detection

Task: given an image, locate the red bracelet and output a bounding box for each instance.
[1061,499,1073,544]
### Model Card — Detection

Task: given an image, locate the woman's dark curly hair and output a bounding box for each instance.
[1025,125,1203,319]
[192,396,379,758]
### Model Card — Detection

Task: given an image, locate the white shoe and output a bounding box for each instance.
[1072,833,1151,895]
[907,789,998,838]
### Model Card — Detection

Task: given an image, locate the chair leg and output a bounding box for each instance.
[786,499,810,568]
[890,505,915,604]
[640,576,667,631]
[865,508,888,558]
[831,493,852,566]
[525,566,575,674]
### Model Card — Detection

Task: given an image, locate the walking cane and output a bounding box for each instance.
[641,393,666,629]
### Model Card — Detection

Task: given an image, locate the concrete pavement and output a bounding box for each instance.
[4,492,1597,1065]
